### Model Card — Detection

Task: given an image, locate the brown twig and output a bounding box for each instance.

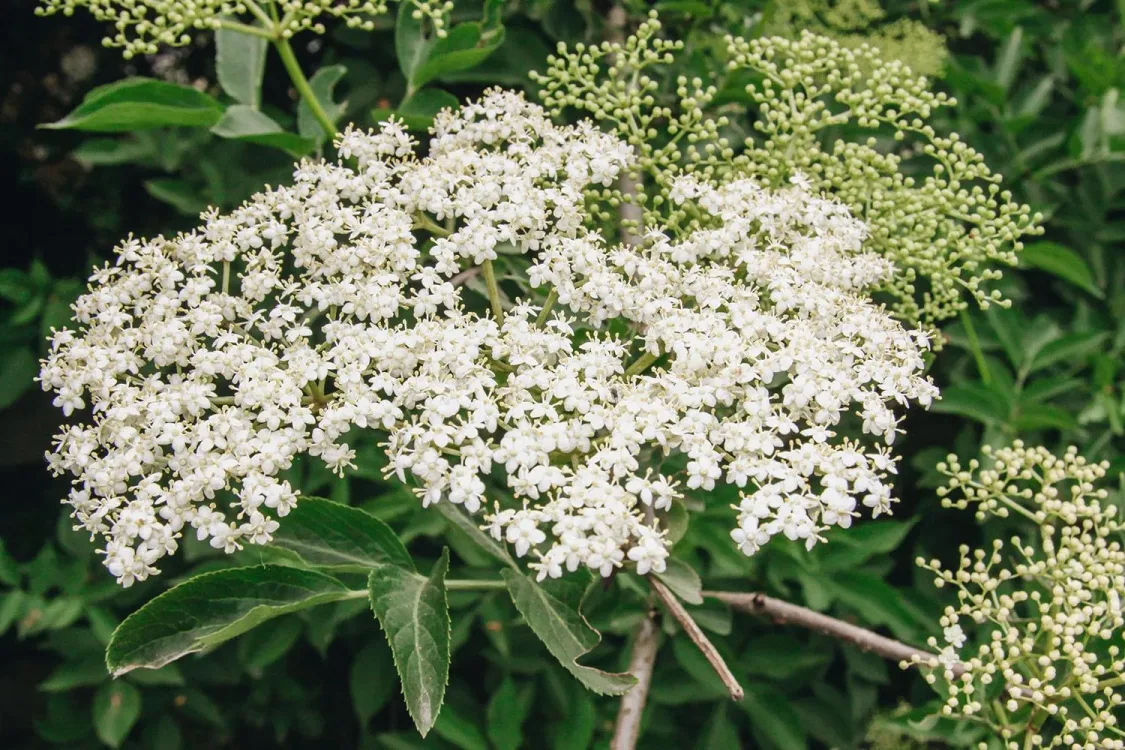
[652,578,744,701]
[610,612,661,750]
[707,590,1034,699]
[450,266,481,287]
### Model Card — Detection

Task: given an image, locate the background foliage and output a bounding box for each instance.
[2,0,1123,747]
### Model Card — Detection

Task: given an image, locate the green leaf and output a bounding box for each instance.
[396,0,433,90]
[993,27,1023,91]
[70,137,154,167]
[144,179,208,216]
[697,703,740,750]
[548,684,596,750]
[373,88,459,131]
[269,496,414,572]
[740,684,806,750]
[297,65,347,145]
[1029,331,1110,373]
[433,703,490,750]
[42,78,224,132]
[502,570,637,695]
[216,24,267,108]
[659,497,690,544]
[654,558,703,605]
[412,23,506,90]
[486,678,525,750]
[236,615,302,672]
[368,549,451,737]
[93,681,142,748]
[39,658,108,692]
[743,635,832,679]
[828,572,922,642]
[351,639,396,727]
[210,105,316,156]
[817,519,916,571]
[106,565,355,676]
[931,382,1011,425]
[432,501,517,569]
[1021,242,1103,298]
[122,663,185,686]
[0,347,37,411]
[438,25,548,86]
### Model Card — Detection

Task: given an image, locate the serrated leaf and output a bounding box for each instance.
[210,105,316,156]
[216,24,267,108]
[502,570,637,695]
[106,565,355,675]
[93,681,142,748]
[351,638,396,727]
[297,65,347,144]
[42,78,224,132]
[1021,241,1103,298]
[269,496,414,572]
[654,558,702,605]
[368,549,451,737]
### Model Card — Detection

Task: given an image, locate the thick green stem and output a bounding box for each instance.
[535,287,558,327]
[482,260,505,323]
[624,351,658,378]
[413,213,452,238]
[960,308,991,385]
[274,36,337,140]
[445,579,508,592]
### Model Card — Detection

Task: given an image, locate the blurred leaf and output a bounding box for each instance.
[654,558,703,605]
[237,615,302,672]
[548,684,596,750]
[0,347,37,410]
[43,78,224,132]
[740,684,806,750]
[92,681,141,748]
[368,548,451,737]
[144,179,208,216]
[828,572,923,642]
[396,1,433,92]
[486,678,526,750]
[433,702,489,750]
[211,105,317,156]
[412,23,506,90]
[216,24,267,108]
[697,702,739,749]
[351,638,396,727]
[743,634,832,679]
[106,565,355,675]
[817,519,916,571]
[70,137,153,167]
[298,65,347,145]
[931,382,1011,425]
[374,88,459,131]
[39,658,107,692]
[1029,331,1110,373]
[502,571,637,695]
[269,496,414,572]
[1021,241,1103,298]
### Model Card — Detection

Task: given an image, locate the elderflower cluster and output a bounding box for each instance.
[42,89,935,587]
[918,443,1125,750]
[33,0,450,57]
[727,32,1042,330]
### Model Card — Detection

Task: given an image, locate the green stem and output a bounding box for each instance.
[482,260,505,323]
[445,579,508,591]
[535,287,558,327]
[413,213,452,238]
[274,36,337,140]
[241,0,276,28]
[960,308,991,386]
[218,19,276,39]
[624,351,658,378]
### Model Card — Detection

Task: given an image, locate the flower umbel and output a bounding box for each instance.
[42,90,935,587]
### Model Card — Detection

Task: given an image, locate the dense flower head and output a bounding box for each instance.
[919,443,1125,750]
[33,0,452,57]
[42,89,935,587]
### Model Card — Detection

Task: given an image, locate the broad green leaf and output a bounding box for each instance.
[122,663,185,686]
[659,497,690,544]
[144,179,208,216]
[216,24,267,108]
[1021,241,1103,298]
[931,382,1011,425]
[0,347,37,410]
[439,24,548,87]
[548,684,596,750]
[486,678,525,750]
[654,558,703,605]
[1029,331,1110,373]
[39,658,108,692]
[297,65,347,144]
[828,572,922,642]
[351,639,396,727]
[210,105,317,156]
[817,519,916,571]
[433,703,489,750]
[740,684,806,750]
[373,88,459,131]
[93,681,142,748]
[43,78,224,132]
[1014,403,1079,432]
[743,634,832,678]
[396,0,433,91]
[106,565,355,675]
[368,549,451,737]
[412,23,506,90]
[698,703,739,750]
[502,570,637,695]
[269,496,414,572]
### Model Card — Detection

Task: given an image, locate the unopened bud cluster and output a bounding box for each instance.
[919,443,1124,750]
